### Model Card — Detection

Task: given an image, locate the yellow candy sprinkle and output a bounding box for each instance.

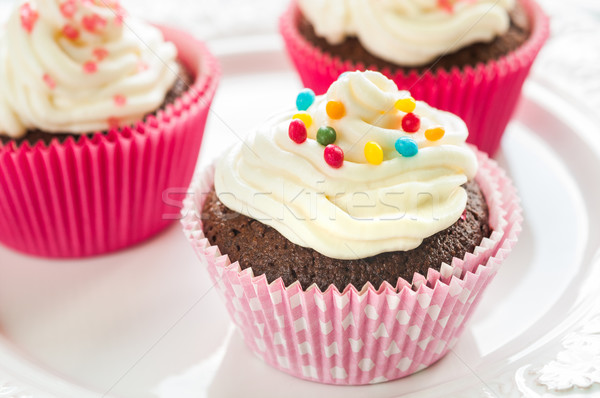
[395,97,416,114]
[293,112,312,129]
[364,141,383,165]
[425,127,445,141]
[326,100,346,119]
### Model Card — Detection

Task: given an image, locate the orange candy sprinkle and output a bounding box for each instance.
[425,127,446,141]
[326,100,345,120]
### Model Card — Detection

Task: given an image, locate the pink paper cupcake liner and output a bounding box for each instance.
[280,0,549,155]
[0,26,220,258]
[181,149,522,385]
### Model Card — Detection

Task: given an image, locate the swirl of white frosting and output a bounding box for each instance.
[298,0,515,66]
[215,71,478,260]
[0,0,178,138]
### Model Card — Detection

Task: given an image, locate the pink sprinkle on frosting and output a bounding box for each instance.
[62,24,79,40]
[82,13,107,33]
[59,0,77,19]
[43,74,56,90]
[93,47,109,61]
[113,94,126,107]
[136,60,149,72]
[437,0,454,12]
[20,3,39,33]
[83,61,98,74]
[114,12,124,26]
[437,0,477,13]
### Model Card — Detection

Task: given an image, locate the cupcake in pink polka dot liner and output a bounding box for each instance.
[182,71,522,384]
[0,0,219,257]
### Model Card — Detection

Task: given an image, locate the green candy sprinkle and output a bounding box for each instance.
[317,126,337,146]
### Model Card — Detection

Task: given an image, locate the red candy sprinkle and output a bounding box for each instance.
[62,24,79,40]
[93,47,109,60]
[288,119,307,144]
[324,144,344,168]
[460,210,467,221]
[114,94,126,107]
[20,3,38,33]
[59,0,77,18]
[82,13,107,33]
[83,61,97,74]
[402,113,421,133]
[43,73,56,90]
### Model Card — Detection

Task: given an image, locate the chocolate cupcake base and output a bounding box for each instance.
[297,1,531,73]
[202,180,490,291]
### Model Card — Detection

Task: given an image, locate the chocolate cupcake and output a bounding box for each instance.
[0,0,219,257]
[182,71,522,384]
[201,179,490,291]
[280,0,549,154]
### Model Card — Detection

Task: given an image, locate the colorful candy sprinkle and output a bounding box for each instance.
[394,97,416,114]
[402,113,420,133]
[83,61,97,74]
[364,141,383,165]
[460,209,467,221]
[316,126,337,146]
[292,112,312,129]
[324,144,344,168]
[395,137,419,157]
[43,73,56,90]
[288,119,307,144]
[114,94,126,107]
[62,24,79,40]
[296,88,315,111]
[20,3,38,33]
[425,127,445,141]
[326,100,345,120]
[59,0,77,19]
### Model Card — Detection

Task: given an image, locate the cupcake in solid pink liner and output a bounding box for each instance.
[280,0,549,155]
[0,0,219,257]
[182,71,522,384]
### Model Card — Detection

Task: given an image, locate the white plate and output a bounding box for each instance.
[1,37,600,398]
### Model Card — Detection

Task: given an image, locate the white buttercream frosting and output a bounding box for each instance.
[215,71,478,260]
[0,0,179,138]
[298,0,515,66]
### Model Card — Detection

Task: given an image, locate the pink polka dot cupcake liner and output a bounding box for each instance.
[0,26,219,258]
[279,0,549,155]
[181,148,522,385]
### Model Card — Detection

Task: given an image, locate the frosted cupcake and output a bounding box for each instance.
[280,0,549,154]
[182,71,521,384]
[0,0,219,257]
